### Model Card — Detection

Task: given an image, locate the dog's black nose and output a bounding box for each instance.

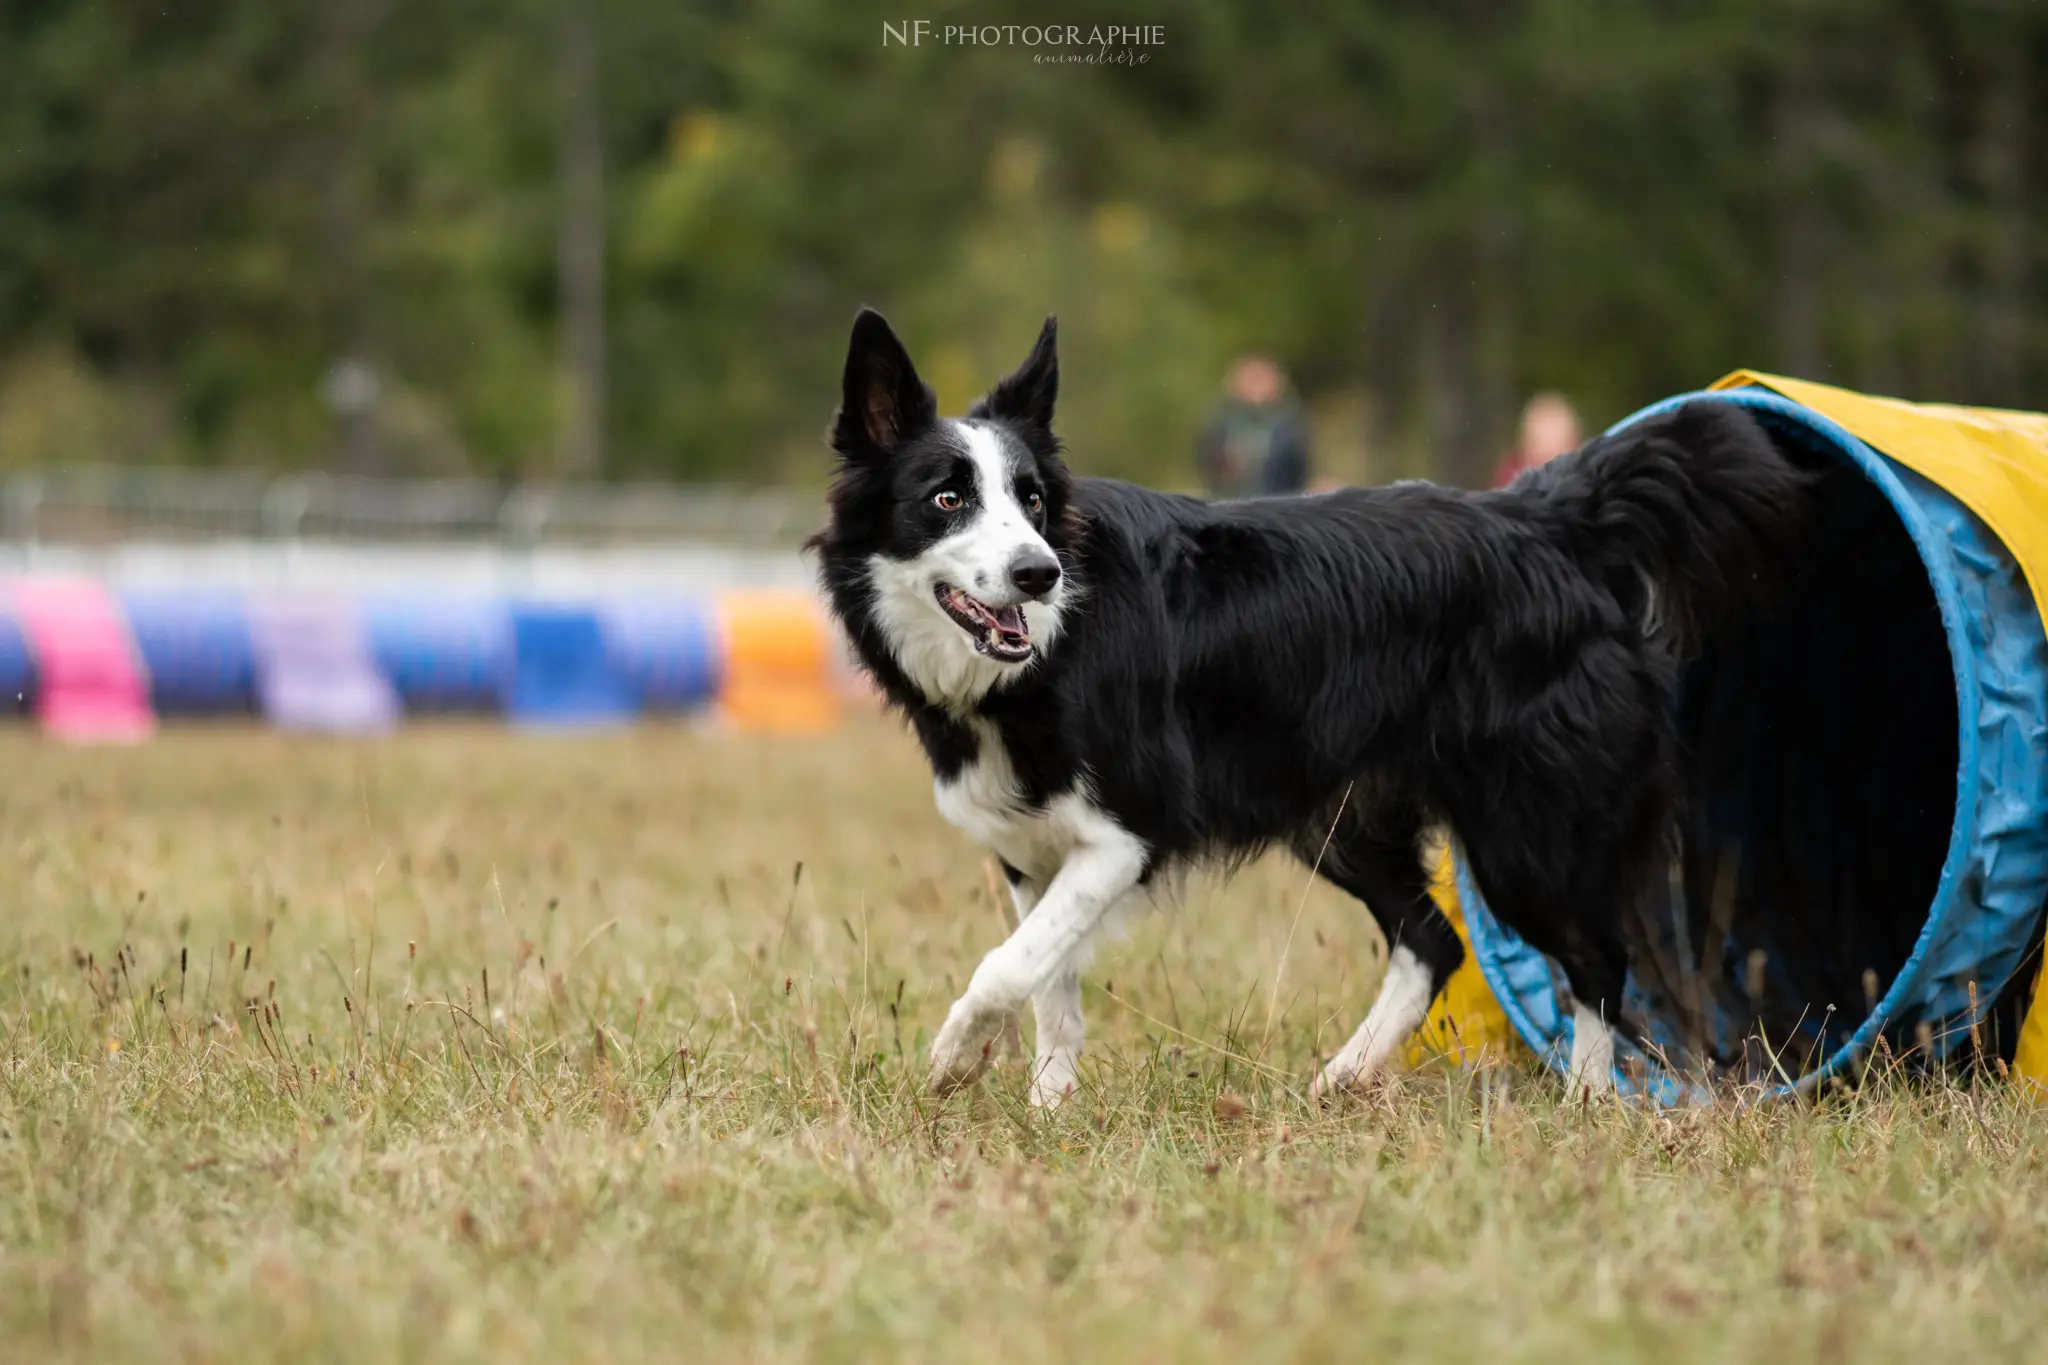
[1009,551,1062,599]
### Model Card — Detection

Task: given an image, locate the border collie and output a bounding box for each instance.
[812,309,1807,1106]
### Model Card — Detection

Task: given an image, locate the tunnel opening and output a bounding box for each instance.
[1625,413,1958,1084]
[1460,389,2048,1100]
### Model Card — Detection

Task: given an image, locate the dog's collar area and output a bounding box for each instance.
[935,583,1033,663]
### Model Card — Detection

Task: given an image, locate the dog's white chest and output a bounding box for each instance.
[933,724,1083,884]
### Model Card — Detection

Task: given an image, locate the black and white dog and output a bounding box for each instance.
[812,309,1806,1105]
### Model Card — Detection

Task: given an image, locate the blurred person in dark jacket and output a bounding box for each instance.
[1197,356,1311,497]
[1491,391,1582,488]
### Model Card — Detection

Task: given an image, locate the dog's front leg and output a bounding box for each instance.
[928,829,1147,1097]
[1005,874,1085,1108]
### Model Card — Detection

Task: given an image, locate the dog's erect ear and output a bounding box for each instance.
[834,308,936,460]
[970,316,1058,433]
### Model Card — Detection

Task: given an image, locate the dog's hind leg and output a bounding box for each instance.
[1459,824,1638,1102]
[1566,999,1618,1100]
[1003,864,1085,1108]
[1557,912,1630,1101]
[1544,931,1627,1101]
[1297,816,1465,1099]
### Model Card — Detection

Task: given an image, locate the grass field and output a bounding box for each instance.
[1,715,2045,1363]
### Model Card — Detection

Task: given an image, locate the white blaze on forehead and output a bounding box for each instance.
[936,418,1053,599]
[954,420,1029,524]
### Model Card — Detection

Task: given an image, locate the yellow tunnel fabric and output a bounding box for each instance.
[1403,846,1528,1068]
[1707,372,2048,646]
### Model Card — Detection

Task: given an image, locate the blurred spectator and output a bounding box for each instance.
[1198,356,1311,497]
[1492,392,1583,488]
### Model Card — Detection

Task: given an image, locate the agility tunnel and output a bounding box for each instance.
[1432,373,2048,1101]
[0,583,841,734]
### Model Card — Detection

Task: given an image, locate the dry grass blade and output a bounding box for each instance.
[0,718,2036,1363]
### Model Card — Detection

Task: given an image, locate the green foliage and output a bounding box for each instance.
[2,1,2046,483]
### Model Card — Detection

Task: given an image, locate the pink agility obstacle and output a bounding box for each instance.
[6,577,155,742]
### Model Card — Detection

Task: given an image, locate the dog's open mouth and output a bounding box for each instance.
[935,584,1033,663]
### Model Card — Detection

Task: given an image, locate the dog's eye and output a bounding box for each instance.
[933,489,964,512]
[1024,491,1044,515]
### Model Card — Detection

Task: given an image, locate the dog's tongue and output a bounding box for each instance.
[993,605,1028,647]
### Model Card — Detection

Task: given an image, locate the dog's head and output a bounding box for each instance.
[812,309,1078,710]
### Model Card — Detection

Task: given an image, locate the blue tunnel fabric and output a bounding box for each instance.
[363,594,514,712]
[0,603,32,715]
[118,589,258,714]
[1459,387,2048,1102]
[507,602,636,726]
[599,596,722,711]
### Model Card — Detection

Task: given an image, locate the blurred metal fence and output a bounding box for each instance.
[0,466,822,547]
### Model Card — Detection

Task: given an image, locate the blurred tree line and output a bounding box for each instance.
[2,0,2045,487]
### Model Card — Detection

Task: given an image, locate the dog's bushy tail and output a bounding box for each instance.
[1526,400,1813,655]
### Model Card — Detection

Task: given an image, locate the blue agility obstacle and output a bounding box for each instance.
[362,594,514,713]
[599,595,722,712]
[0,601,32,716]
[506,602,636,727]
[1459,385,2048,1102]
[118,589,258,715]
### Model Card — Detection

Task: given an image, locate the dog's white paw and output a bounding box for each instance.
[1311,1057,1370,1104]
[1564,1002,1617,1103]
[1027,1050,1079,1109]
[1563,1058,1617,1103]
[1310,1055,1376,1105]
[927,998,1014,1096]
